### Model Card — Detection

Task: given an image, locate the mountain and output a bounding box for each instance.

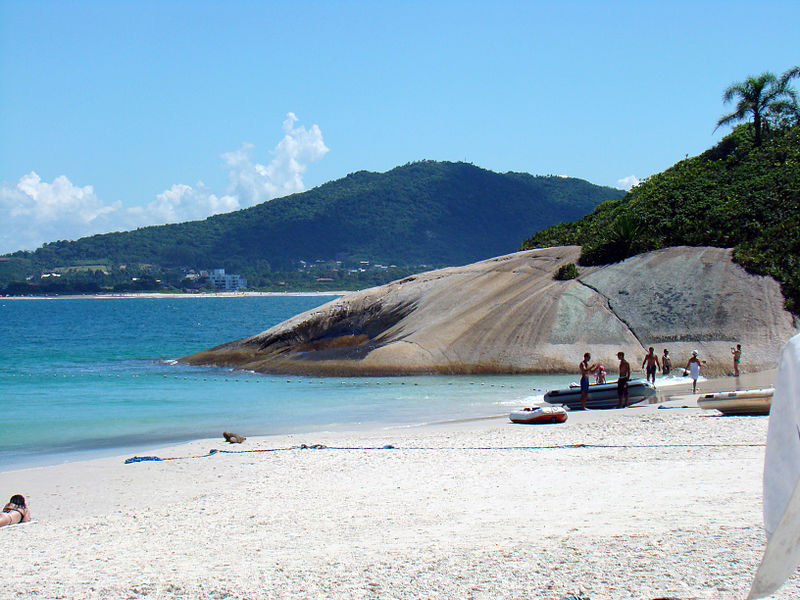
[1,161,623,290]
[521,123,800,313]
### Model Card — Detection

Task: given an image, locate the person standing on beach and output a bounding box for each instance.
[684,350,706,393]
[617,352,631,408]
[732,344,742,377]
[641,347,661,384]
[579,352,598,410]
[662,349,672,376]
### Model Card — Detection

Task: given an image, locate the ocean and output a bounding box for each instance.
[1,296,579,471]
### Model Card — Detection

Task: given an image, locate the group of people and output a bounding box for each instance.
[578,344,742,409]
[578,351,634,410]
[0,494,30,527]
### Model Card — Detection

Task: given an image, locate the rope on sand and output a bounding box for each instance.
[124,441,762,464]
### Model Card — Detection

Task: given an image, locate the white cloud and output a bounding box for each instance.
[222,112,330,205]
[130,183,240,224]
[0,172,121,252]
[0,113,328,254]
[616,175,640,191]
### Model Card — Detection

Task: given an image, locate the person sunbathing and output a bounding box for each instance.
[0,494,31,527]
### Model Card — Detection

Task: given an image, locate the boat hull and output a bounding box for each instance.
[543,379,657,410]
[697,388,774,415]
[509,406,568,424]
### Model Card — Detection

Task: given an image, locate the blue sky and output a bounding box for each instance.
[1,0,798,253]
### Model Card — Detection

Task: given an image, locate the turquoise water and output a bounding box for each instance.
[0,296,576,470]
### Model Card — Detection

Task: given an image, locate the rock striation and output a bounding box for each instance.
[181,246,798,376]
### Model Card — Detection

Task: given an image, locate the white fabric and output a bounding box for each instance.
[689,361,700,380]
[749,333,800,599]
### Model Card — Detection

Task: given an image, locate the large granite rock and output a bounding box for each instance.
[182,246,798,376]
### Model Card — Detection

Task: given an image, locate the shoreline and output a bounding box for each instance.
[2,368,794,599]
[1,290,348,299]
[0,369,777,476]
[1,370,775,476]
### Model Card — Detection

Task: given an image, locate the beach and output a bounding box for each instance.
[1,370,795,600]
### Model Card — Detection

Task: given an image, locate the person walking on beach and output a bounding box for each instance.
[0,495,30,527]
[641,347,661,384]
[662,349,672,376]
[617,352,631,408]
[732,344,742,377]
[684,350,706,394]
[579,352,598,410]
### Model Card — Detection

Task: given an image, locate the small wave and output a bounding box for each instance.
[655,375,705,388]
[497,393,546,407]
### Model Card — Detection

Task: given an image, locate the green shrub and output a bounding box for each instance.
[523,123,800,313]
[554,263,579,280]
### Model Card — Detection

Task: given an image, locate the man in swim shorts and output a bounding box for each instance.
[662,349,672,376]
[617,351,631,408]
[579,352,598,410]
[641,346,661,384]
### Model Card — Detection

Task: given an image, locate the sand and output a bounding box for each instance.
[2,370,797,600]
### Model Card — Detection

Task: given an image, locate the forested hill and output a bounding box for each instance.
[4,161,623,276]
[521,123,800,312]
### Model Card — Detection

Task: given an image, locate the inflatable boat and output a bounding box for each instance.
[697,388,774,415]
[543,379,657,410]
[509,405,568,424]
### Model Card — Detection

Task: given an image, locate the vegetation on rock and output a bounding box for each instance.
[522,121,800,312]
[553,263,579,280]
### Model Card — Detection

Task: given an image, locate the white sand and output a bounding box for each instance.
[2,395,797,600]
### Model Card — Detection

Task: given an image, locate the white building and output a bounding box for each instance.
[206,268,247,291]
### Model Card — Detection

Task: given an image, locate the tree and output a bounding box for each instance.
[768,66,800,127]
[716,71,796,146]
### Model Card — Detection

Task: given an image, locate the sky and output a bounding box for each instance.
[1,0,798,254]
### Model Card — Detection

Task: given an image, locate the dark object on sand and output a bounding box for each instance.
[124,456,164,464]
[223,431,247,444]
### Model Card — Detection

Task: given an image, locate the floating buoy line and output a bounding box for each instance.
[0,372,516,388]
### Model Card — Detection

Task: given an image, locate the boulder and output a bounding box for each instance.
[181,246,798,376]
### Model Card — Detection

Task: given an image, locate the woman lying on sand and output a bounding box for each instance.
[0,495,30,527]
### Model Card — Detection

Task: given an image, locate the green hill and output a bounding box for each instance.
[2,161,623,292]
[521,123,800,312]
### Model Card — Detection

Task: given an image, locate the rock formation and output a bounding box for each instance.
[181,246,798,376]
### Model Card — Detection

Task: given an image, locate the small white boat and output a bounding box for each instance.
[509,405,568,424]
[697,388,774,415]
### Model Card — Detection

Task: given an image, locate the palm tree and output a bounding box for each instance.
[716,71,795,145]
[769,66,800,126]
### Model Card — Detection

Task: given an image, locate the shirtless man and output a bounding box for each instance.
[641,346,661,384]
[617,351,631,408]
[662,349,672,376]
[579,352,598,410]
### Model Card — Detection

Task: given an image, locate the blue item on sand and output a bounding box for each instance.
[124,456,163,464]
